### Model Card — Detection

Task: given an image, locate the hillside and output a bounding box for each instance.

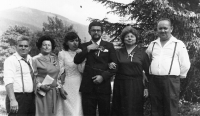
[0,6,90,41]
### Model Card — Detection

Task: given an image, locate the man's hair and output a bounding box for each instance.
[16,35,31,44]
[88,21,103,32]
[157,18,173,27]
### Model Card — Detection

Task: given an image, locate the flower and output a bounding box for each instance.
[98,46,105,51]
[96,46,105,56]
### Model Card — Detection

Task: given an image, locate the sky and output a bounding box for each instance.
[0,0,132,25]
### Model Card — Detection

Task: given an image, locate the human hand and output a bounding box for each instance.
[92,75,103,84]
[144,89,148,98]
[87,43,99,52]
[108,62,117,69]
[60,71,66,85]
[142,72,148,85]
[76,48,82,53]
[40,84,51,92]
[59,87,68,100]
[10,99,18,113]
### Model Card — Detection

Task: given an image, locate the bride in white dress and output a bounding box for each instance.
[56,32,84,116]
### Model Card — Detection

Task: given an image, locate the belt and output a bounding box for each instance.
[14,92,34,95]
[150,75,178,78]
[115,73,141,80]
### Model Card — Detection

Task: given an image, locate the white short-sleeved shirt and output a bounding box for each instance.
[146,36,191,77]
[3,53,34,92]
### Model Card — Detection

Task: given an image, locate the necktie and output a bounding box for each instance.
[22,59,35,90]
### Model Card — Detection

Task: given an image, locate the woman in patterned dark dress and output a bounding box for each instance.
[110,26,150,116]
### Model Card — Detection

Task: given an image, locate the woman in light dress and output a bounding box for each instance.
[33,35,66,116]
[56,32,83,116]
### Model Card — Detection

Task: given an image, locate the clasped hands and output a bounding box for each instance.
[92,75,103,84]
[87,43,99,52]
[59,87,68,100]
[40,84,51,92]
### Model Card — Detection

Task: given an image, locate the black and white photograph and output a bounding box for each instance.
[0,0,199,116]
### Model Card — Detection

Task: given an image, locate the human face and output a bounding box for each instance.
[157,20,173,41]
[16,40,30,58]
[66,38,79,51]
[124,33,137,46]
[89,26,102,42]
[40,40,52,55]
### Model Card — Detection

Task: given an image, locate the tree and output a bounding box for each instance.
[92,0,200,103]
[0,25,33,84]
[42,16,75,54]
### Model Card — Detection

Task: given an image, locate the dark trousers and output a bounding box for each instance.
[82,92,111,116]
[6,92,35,116]
[149,75,180,116]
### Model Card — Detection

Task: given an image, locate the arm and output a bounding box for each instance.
[32,58,41,91]
[93,44,117,84]
[74,44,89,64]
[58,51,65,85]
[3,58,18,113]
[142,52,151,80]
[145,42,153,58]
[142,52,150,97]
[101,43,118,81]
[178,42,191,78]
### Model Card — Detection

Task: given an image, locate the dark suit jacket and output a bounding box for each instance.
[74,40,117,94]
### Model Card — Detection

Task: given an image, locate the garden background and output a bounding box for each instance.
[1,0,200,115]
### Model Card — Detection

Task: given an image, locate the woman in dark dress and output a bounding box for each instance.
[110,26,150,116]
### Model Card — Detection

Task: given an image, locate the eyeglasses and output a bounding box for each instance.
[90,29,101,33]
[18,45,29,48]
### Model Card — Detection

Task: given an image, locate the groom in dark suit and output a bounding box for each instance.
[74,21,117,116]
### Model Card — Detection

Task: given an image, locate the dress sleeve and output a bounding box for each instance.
[56,51,65,87]
[58,51,65,76]
[142,52,150,78]
[32,57,42,91]
[74,44,89,64]
[101,43,117,80]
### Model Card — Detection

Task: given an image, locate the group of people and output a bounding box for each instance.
[3,18,190,116]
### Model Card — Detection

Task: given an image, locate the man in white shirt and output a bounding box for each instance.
[4,36,35,116]
[146,18,190,116]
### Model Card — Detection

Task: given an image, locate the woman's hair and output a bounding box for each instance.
[36,35,56,50]
[63,32,81,51]
[120,26,139,45]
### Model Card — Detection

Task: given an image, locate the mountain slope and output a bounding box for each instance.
[0,7,90,41]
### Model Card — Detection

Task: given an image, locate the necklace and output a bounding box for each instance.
[126,45,137,62]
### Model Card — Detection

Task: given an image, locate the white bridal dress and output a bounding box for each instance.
[56,50,83,116]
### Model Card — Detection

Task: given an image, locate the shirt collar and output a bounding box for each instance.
[13,52,32,62]
[154,35,178,44]
[91,38,102,45]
